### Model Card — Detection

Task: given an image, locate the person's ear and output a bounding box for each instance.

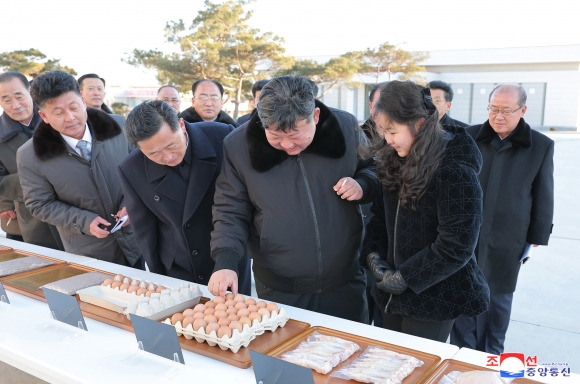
[38,110,50,124]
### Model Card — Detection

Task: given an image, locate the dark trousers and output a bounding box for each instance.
[382,312,455,343]
[254,268,368,324]
[450,292,514,354]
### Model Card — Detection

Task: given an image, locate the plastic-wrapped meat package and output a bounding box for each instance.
[331,346,423,384]
[279,331,361,374]
[0,256,54,277]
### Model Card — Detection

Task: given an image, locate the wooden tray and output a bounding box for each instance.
[0,263,106,300]
[266,326,441,384]
[421,359,544,384]
[0,249,66,277]
[176,317,311,369]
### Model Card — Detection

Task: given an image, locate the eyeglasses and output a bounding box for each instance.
[432,97,446,103]
[487,106,523,116]
[193,95,222,102]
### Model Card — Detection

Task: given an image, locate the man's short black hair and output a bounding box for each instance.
[428,80,454,102]
[78,73,106,88]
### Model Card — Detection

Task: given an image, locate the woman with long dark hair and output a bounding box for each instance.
[363,80,490,342]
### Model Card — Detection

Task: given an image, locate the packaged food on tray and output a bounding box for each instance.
[279,331,361,374]
[438,370,510,384]
[77,274,202,321]
[162,293,290,353]
[0,256,55,277]
[331,345,424,384]
[41,271,112,295]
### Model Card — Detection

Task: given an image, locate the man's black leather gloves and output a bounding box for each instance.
[376,270,407,295]
[366,252,391,281]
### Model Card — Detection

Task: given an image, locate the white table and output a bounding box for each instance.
[0,238,459,383]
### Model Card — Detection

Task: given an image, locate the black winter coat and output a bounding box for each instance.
[466,119,554,294]
[363,126,490,321]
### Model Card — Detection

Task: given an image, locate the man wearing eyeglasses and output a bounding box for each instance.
[179,79,238,127]
[451,83,554,355]
[428,80,468,129]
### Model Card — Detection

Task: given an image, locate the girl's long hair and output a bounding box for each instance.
[372,81,445,210]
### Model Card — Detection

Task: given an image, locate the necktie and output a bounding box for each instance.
[76,140,91,161]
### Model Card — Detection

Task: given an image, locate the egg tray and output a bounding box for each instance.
[77,282,202,321]
[163,307,290,353]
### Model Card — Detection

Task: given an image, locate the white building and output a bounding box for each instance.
[319,45,580,131]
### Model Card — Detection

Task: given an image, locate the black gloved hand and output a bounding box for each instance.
[376,270,407,295]
[366,252,392,282]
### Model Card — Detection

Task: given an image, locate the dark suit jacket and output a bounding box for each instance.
[118,121,251,293]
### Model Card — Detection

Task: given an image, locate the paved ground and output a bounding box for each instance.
[1,131,578,382]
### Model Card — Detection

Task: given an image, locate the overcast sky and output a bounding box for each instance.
[4,0,579,86]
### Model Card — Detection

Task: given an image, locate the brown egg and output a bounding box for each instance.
[266,302,279,315]
[204,301,216,309]
[119,283,130,291]
[155,285,166,293]
[214,303,227,311]
[217,325,232,338]
[217,317,230,326]
[233,294,245,303]
[102,278,113,287]
[229,320,243,333]
[205,322,219,335]
[245,298,256,306]
[247,304,259,313]
[258,307,270,320]
[237,308,250,318]
[122,277,131,284]
[234,301,247,310]
[193,303,206,313]
[183,308,196,317]
[203,314,218,324]
[171,313,184,325]
[192,318,207,332]
[213,296,225,304]
[136,288,148,296]
[224,299,236,308]
[248,312,262,323]
[239,316,252,328]
[111,281,122,289]
[127,285,139,294]
[203,307,215,316]
[114,274,124,281]
[225,307,238,316]
[192,312,205,320]
[147,283,157,291]
[182,316,195,328]
[227,314,239,322]
[130,279,140,286]
[214,309,227,319]
[145,290,154,297]
[225,292,235,301]
[256,301,267,309]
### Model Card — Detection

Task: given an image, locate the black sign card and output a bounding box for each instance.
[129,313,184,364]
[0,281,9,304]
[41,287,87,330]
[249,350,314,384]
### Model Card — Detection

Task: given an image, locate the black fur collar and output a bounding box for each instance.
[247,100,347,172]
[475,118,531,148]
[33,107,122,160]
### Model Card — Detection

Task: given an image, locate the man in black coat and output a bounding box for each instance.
[450,84,554,354]
[179,79,237,127]
[118,100,251,293]
[428,80,468,129]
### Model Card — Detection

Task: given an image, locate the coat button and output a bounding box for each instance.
[197,275,204,281]
[191,250,198,256]
[154,195,160,201]
[184,222,191,229]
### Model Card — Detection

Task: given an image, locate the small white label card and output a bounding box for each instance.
[0,281,9,304]
[42,287,87,330]
[250,350,314,384]
[130,313,184,364]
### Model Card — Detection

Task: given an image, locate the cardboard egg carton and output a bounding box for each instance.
[163,307,290,353]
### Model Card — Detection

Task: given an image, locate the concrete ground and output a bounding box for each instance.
[0,132,578,382]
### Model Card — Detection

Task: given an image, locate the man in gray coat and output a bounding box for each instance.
[0,71,61,249]
[17,71,142,267]
[450,83,554,354]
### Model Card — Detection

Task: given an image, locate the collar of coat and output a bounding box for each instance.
[246,100,347,172]
[0,106,42,142]
[32,107,122,161]
[474,118,531,148]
